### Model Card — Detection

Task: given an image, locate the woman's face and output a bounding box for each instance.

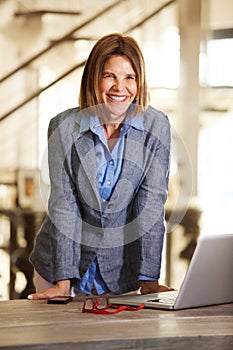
[99,55,137,119]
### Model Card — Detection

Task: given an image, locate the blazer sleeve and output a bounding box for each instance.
[30,113,82,283]
[135,115,171,280]
[48,115,83,282]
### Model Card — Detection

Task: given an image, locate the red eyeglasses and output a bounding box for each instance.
[82,296,145,315]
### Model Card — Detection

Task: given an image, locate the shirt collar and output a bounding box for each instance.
[80,107,144,134]
[80,114,100,133]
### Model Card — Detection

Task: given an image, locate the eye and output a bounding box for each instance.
[126,75,136,80]
[103,73,115,79]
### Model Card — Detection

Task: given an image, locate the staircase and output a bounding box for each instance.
[0,0,176,170]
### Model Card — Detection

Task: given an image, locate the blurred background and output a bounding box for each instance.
[0,0,232,300]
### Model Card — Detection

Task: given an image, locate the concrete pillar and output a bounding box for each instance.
[178,0,202,197]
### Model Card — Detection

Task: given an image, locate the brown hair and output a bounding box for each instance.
[79,33,149,110]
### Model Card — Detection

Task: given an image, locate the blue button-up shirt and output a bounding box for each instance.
[77,111,155,294]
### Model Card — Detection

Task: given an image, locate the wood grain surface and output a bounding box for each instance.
[0,298,232,350]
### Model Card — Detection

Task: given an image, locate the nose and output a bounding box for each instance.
[113,78,124,91]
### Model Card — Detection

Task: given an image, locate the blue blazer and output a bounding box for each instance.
[30,105,171,294]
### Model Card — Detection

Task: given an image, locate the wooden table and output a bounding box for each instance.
[0,298,232,350]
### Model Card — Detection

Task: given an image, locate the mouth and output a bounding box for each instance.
[107,94,129,102]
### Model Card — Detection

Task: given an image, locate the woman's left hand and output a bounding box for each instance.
[140,280,174,294]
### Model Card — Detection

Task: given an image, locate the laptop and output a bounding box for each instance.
[110,234,233,310]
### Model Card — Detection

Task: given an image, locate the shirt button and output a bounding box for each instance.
[109,160,114,165]
[107,180,111,185]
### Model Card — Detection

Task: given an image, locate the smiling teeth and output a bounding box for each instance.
[109,95,126,101]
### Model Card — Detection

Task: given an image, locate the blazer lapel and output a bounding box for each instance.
[72,129,101,210]
[121,128,146,178]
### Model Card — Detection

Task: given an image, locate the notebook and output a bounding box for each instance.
[110,233,233,310]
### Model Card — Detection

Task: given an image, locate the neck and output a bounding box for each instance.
[103,122,121,139]
[100,111,125,127]
[100,112,125,136]
[101,118,123,153]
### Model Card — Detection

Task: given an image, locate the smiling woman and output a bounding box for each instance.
[99,55,137,123]
[28,33,173,300]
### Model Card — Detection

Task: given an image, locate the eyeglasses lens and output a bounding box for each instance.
[85,299,94,310]
[97,297,108,309]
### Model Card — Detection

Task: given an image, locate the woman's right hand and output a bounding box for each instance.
[27,279,71,300]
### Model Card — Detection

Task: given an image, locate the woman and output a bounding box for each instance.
[28,33,173,299]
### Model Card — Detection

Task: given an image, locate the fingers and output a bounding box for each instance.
[27,292,51,300]
[27,287,60,300]
[157,285,175,293]
[140,283,175,294]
